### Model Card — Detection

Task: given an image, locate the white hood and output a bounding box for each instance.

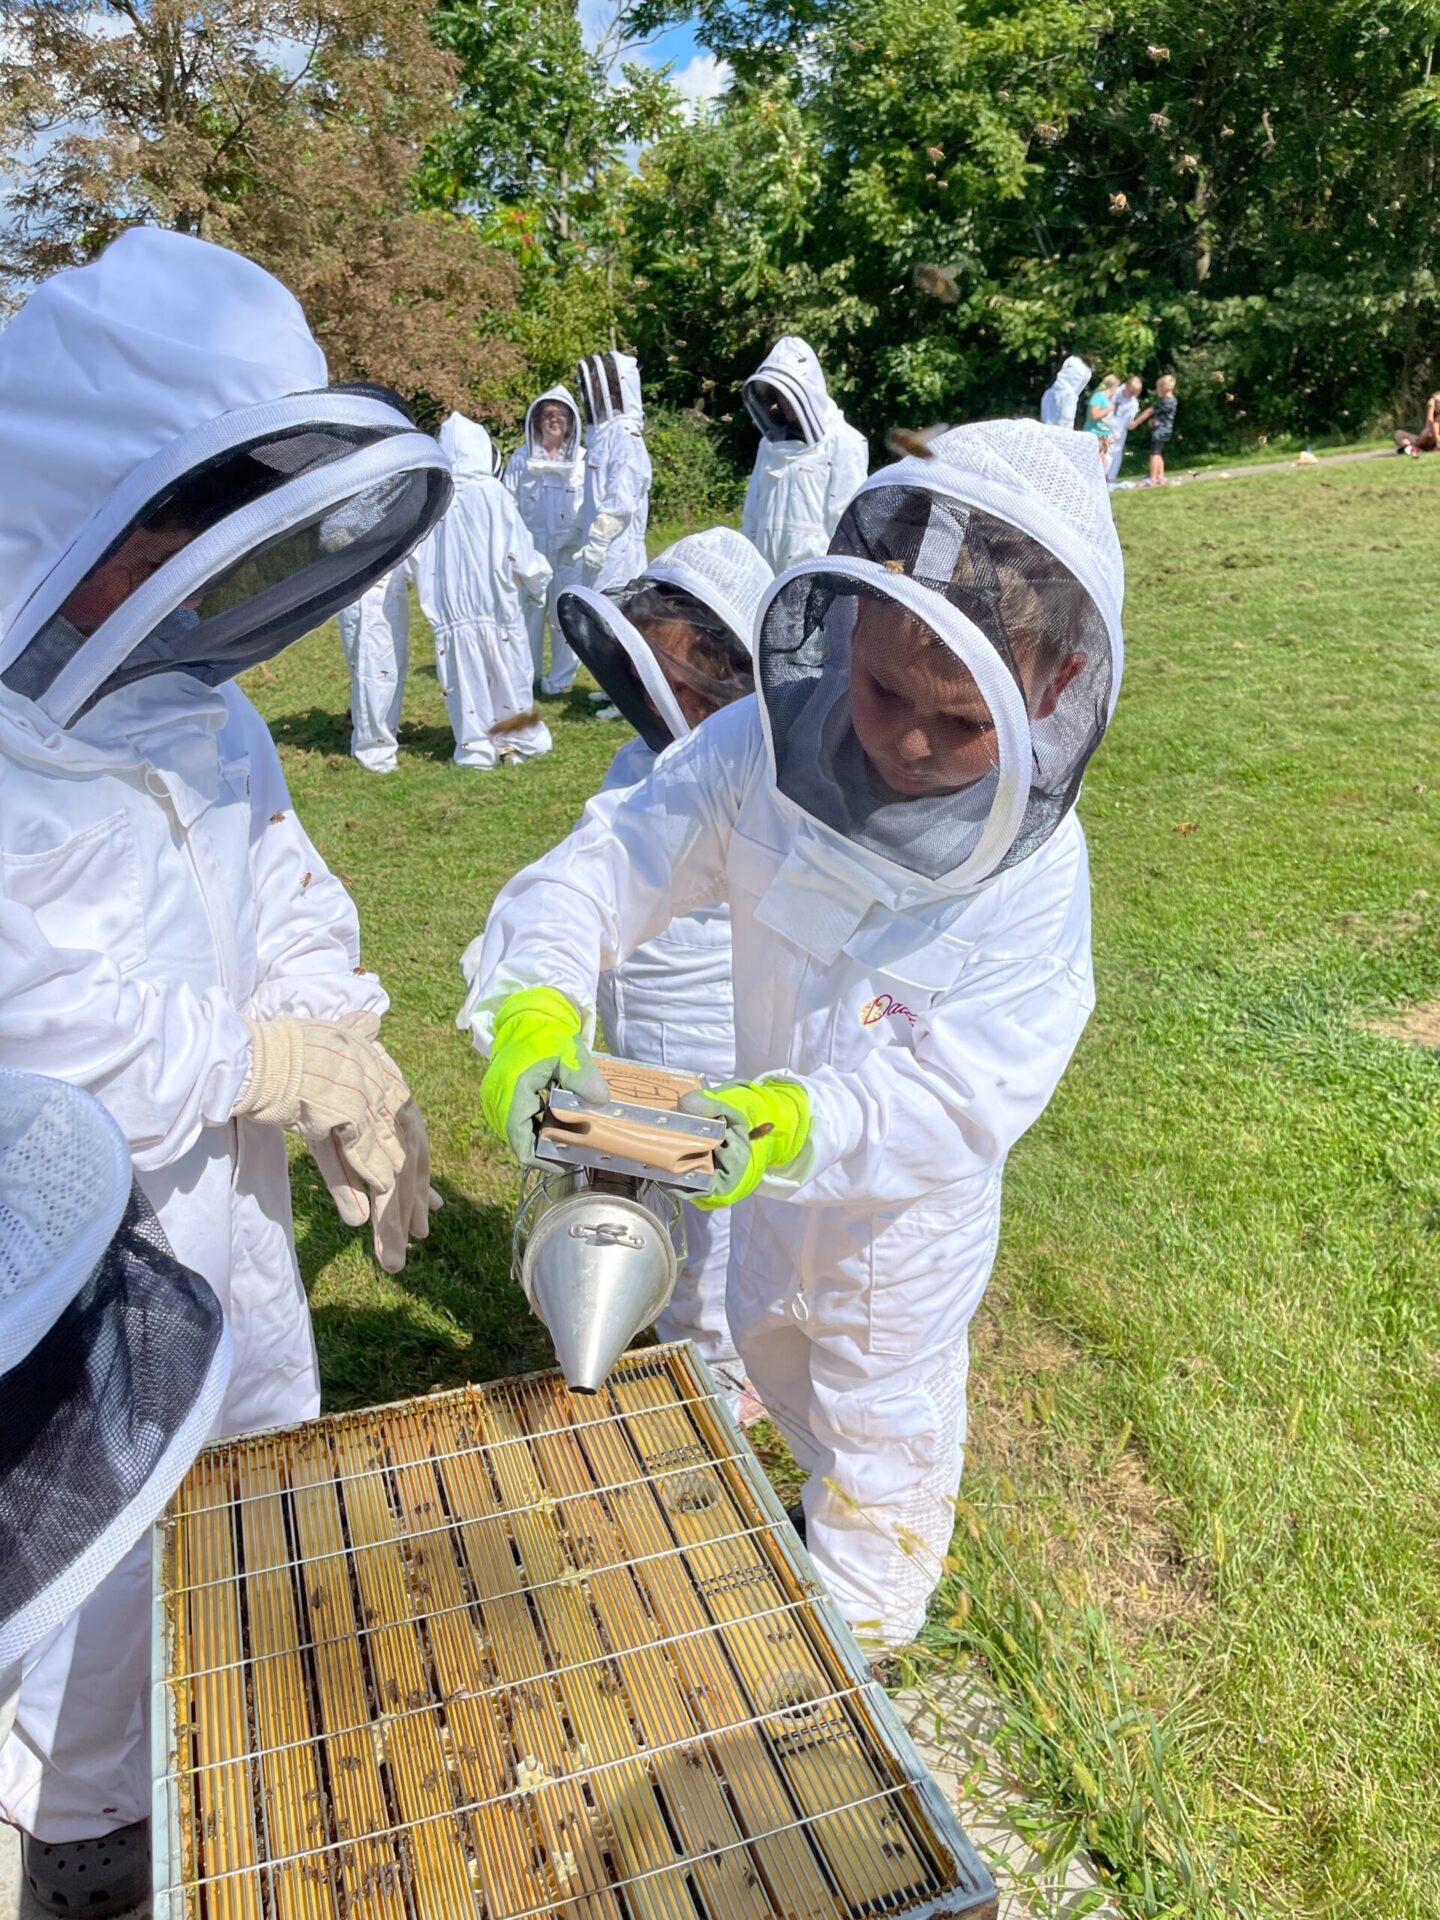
[644,527,771,660]
[754,417,1123,912]
[440,412,502,482]
[0,229,325,642]
[523,385,582,462]
[743,335,838,448]
[577,352,644,429]
[0,229,449,737]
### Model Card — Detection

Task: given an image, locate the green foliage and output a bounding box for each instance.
[622,80,872,444]
[606,0,1440,449]
[643,406,747,522]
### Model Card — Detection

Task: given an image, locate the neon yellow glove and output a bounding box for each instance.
[679,1079,811,1210]
[480,987,610,1165]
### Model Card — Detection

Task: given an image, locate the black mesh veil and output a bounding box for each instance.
[556,588,684,751]
[758,482,1112,883]
[1,403,451,727]
[0,1182,227,1660]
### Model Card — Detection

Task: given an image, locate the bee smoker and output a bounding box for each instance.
[512,1076,726,1393]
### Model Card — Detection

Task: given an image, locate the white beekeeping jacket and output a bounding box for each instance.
[504,384,585,564]
[411,413,551,636]
[576,352,651,591]
[1040,354,1092,427]
[741,336,869,575]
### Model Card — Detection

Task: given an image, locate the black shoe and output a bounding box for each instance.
[24,1819,150,1918]
[786,1501,807,1545]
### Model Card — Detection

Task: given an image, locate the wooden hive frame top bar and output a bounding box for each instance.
[152,1343,997,1920]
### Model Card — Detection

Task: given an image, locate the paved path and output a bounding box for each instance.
[1115,444,1394,492]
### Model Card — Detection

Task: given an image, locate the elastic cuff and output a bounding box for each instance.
[236,1018,304,1127]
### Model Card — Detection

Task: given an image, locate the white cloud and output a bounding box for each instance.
[668,50,732,112]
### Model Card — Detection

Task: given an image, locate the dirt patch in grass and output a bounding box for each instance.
[1367,994,1440,1051]
[968,1313,1209,1651]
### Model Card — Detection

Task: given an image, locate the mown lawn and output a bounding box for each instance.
[244,457,1440,1920]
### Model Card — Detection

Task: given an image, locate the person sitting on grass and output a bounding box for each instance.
[1394,391,1439,455]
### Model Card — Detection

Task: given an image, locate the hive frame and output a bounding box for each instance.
[151,1343,998,1920]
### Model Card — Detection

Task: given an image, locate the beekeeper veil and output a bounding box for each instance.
[524,386,581,462]
[557,527,772,749]
[743,336,833,447]
[0,1071,231,1670]
[756,419,1123,890]
[0,229,452,730]
[576,352,643,431]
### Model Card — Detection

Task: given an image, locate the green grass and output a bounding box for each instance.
[243,456,1440,1919]
[1125,433,1395,477]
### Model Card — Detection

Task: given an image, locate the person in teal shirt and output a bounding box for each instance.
[1083,374,1120,462]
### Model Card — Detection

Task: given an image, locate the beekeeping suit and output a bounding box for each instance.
[0,1071,232,1909]
[575,352,651,602]
[462,421,1123,1649]
[0,227,450,1839]
[554,529,773,1394]
[338,568,410,771]
[505,385,586,693]
[740,337,870,576]
[1106,388,1142,481]
[1040,354,1092,428]
[410,412,553,767]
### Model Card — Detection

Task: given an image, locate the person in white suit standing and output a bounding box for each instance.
[1040,352,1093,428]
[575,351,651,607]
[553,527,773,1399]
[410,412,554,768]
[0,228,444,1886]
[740,336,869,575]
[462,421,1124,1655]
[505,386,586,694]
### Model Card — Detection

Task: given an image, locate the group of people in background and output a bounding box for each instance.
[337,334,870,777]
[1041,353,1179,485]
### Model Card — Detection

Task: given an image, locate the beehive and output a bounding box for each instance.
[151,1344,997,1920]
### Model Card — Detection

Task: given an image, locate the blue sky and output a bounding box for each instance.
[577,5,732,109]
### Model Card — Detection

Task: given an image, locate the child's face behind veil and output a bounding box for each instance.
[849,596,1086,799]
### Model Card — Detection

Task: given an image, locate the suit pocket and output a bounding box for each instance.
[1,811,148,973]
[865,1190,1001,1358]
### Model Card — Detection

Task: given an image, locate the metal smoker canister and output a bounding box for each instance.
[513,1165,690,1392]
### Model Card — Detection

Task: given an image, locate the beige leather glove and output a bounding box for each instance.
[235,1012,440,1273]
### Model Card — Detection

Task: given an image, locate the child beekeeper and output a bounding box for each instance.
[459,420,1123,1652]
[553,527,772,1401]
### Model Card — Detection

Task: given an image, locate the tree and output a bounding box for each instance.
[621,80,871,440]
[0,0,522,415]
[621,0,1440,442]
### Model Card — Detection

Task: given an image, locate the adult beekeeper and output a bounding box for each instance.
[460,420,1123,1652]
[0,1069,233,1916]
[740,336,869,574]
[553,527,773,1399]
[575,351,652,604]
[505,386,586,694]
[410,411,553,768]
[338,567,410,771]
[1040,352,1092,428]
[0,228,447,1847]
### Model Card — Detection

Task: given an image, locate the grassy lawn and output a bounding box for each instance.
[244,456,1440,1920]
